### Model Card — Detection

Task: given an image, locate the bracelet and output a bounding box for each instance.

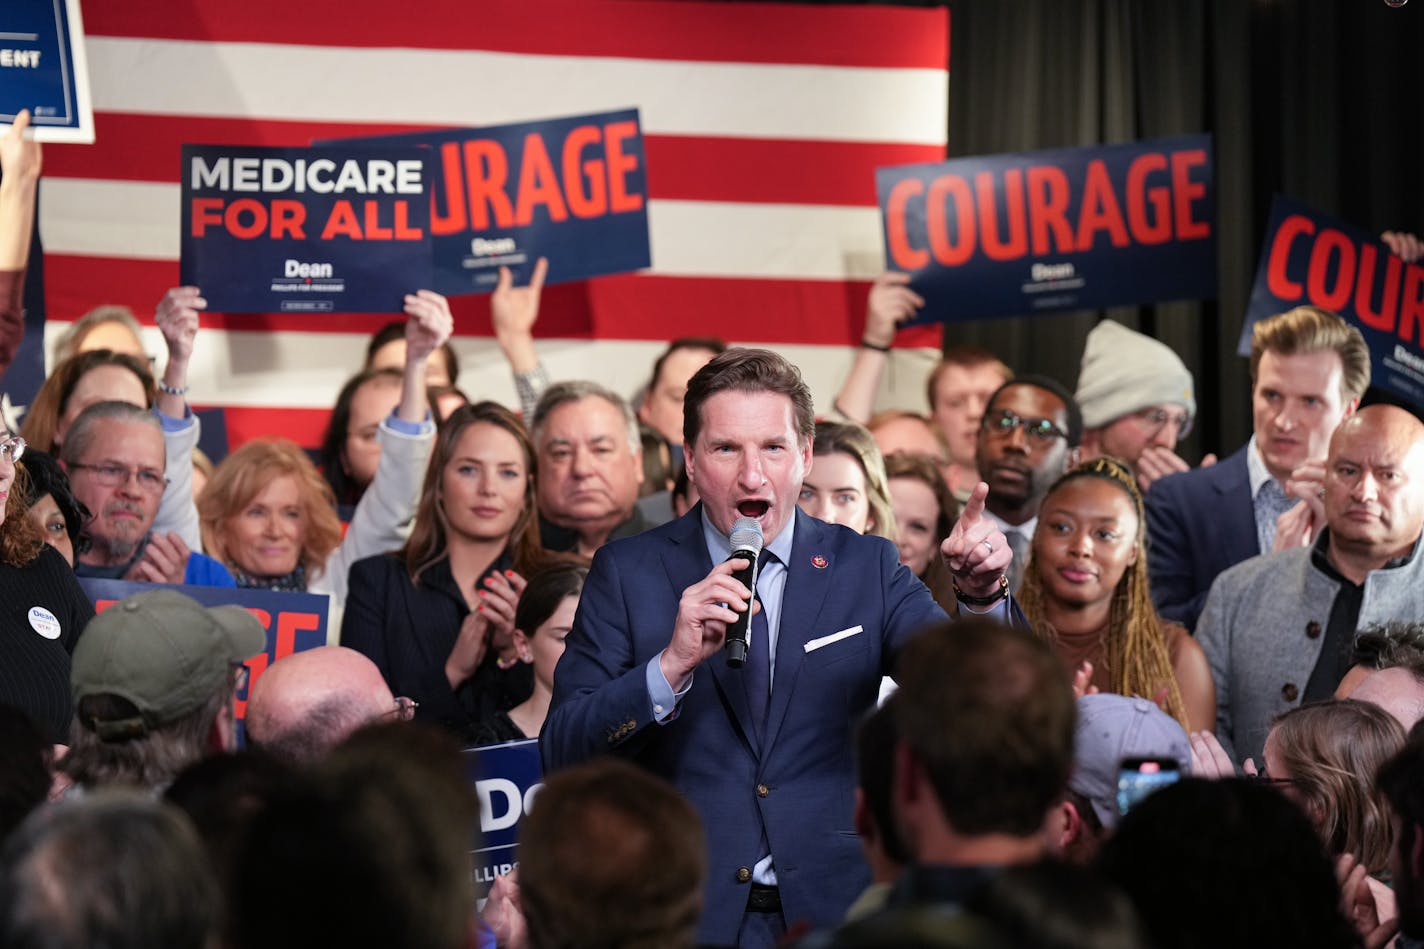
[952,574,1009,607]
[157,382,189,396]
[860,339,891,353]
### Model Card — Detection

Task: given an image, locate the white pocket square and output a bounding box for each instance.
[804,625,864,653]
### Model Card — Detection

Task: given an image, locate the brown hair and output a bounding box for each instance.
[925,344,1012,410]
[400,401,549,584]
[198,439,343,580]
[811,421,897,541]
[0,463,45,568]
[682,348,814,452]
[1018,456,1189,730]
[1249,306,1371,404]
[1270,699,1404,876]
[884,450,959,611]
[21,350,156,454]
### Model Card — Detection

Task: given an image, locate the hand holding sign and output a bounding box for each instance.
[0,110,42,273]
[864,271,924,347]
[940,482,1012,599]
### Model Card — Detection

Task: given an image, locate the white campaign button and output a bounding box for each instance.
[28,607,61,640]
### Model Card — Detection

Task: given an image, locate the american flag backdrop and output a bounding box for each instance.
[37,0,949,450]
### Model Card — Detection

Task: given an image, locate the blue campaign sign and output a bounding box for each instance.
[1238,196,1424,411]
[463,738,543,895]
[0,0,94,143]
[79,578,330,724]
[321,109,651,294]
[179,144,434,314]
[877,135,1216,323]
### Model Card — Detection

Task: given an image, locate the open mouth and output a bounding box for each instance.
[737,500,770,518]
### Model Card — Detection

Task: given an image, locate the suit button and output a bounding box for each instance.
[756,783,770,798]
[1305,621,1322,640]
[1282,683,1299,703]
[736,866,752,883]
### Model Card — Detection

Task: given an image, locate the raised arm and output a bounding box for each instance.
[492,257,549,419]
[0,110,42,377]
[831,272,922,422]
[151,286,206,548]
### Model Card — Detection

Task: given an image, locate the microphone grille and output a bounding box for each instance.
[729,517,764,554]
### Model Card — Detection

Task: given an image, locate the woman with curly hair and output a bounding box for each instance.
[0,432,95,744]
[1018,456,1213,732]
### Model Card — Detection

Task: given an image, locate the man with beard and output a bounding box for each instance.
[973,376,1082,591]
[61,401,234,586]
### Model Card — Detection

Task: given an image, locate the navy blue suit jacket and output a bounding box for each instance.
[541,506,949,946]
[1144,445,1259,632]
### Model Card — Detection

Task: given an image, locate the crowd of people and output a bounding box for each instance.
[3,101,1424,949]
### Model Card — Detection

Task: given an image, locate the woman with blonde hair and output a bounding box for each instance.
[798,420,896,541]
[1019,456,1213,732]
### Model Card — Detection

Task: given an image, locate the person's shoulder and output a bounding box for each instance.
[1149,444,1248,501]
[349,550,408,583]
[1213,547,1309,596]
[186,550,236,586]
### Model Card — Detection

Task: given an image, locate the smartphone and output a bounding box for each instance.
[1116,756,1181,817]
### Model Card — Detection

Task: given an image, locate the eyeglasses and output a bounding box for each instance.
[385,696,419,721]
[0,435,23,464]
[982,409,1068,444]
[1134,407,1193,441]
[68,462,168,493]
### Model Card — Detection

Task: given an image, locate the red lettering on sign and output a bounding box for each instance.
[1403,265,1424,346]
[1025,166,1072,255]
[1354,245,1402,332]
[886,179,928,270]
[191,198,225,237]
[1125,153,1171,245]
[605,121,644,213]
[514,133,570,226]
[464,139,515,230]
[563,125,608,218]
[927,175,975,266]
[225,198,271,240]
[276,612,321,659]
[321,200,363,240]
[1075,160,1131,250]
[431,141,468,236]
[1306,228,1356,313]
[1266,215,1313,299]
[269,200,307,240]
[978,169,1027,261]
[1171,149,1210,239]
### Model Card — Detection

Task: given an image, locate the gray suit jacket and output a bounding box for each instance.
[1197,531,1424,767]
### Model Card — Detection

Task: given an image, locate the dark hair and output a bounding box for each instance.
[0,792,220,949]
[983,374,1083,448]
[19,449,92,555]
[884,450,958,540]
[639,424,675,495]
[364,320,460,384]
[1098,779,1360,949]
[682,348,815,452]
[856,697,909,865]
[645,337,727,395]
[400,401,550,584]
[1351,621,1424,671]
[519,758,706,949]
[895,617,1076,836]
[19,349,156,454]
[966,860,1145,949]
[65,682,234,792]
[318,367,403,506]
[515,563,588,640]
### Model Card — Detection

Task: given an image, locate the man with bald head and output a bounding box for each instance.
[1199,404,1424,766]
[245,647,401,765]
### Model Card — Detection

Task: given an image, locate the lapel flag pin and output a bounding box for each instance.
[811,555,828,569]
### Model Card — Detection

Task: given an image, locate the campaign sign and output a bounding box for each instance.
[464,738,543,896]
[1238,196,1424,410]
[0,0,94,143]
[179,144,433,314]
[78,578,330,722]
[324,109,651,293]
[877,135,1216,322]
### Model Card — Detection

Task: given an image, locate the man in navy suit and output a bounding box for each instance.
[1145,305,1370,631]
[542,349,1014,948]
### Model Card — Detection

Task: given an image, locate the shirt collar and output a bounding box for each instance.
[701,508,796,565]
[1245,435,1279,499]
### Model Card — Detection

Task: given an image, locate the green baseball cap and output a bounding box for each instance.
[72,589,266,740]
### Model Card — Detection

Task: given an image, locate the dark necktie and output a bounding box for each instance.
[744,549,775,739]
[1005,529,1030,593]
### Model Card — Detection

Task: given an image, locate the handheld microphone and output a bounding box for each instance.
[723,517,764,668]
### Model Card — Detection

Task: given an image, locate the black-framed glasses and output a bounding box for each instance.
[982,409,1068,444]
[0,434,23,464]
[1134,407,1193,441]
[68,462,169,493]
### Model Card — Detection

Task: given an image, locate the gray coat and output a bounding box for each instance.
[1197,530,1424,767]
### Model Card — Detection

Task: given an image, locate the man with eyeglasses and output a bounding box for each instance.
[973,375,1082,592]
[59,401,235,587]
[1074,320,1203,493]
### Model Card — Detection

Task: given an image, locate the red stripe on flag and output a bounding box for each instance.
[46,255,941,349]
[43,114,943,208]
[200,405,332,451]
[82,0,949,70]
